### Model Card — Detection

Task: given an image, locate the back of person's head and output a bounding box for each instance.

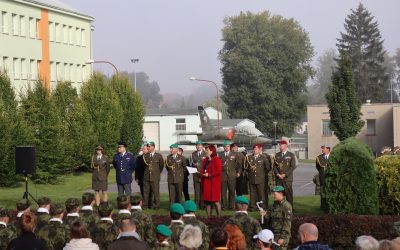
[130,192,143,207]
[98,202,113,218]
[392,238,400,250]
[356,235,379,250]
[179,224,202,249]
[70,221,90,239]
[225,223,246,250]
[81,192,95,206]
[298,223,319,243]
[20,212,36,233]
[120,218,136,233]
[210,227,228,248]
[235,203,248,212]
[117,195,131,210]
[379,240,394,250]
[207,145,217,157]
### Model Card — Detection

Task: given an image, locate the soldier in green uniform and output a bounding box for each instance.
[115,195,132,222]
[245,144,271,211]
[231,143,247,196]
[80,192,99,231]
[218,141,241,210]
[130,192,155,247]
[64,197,80,226]
[169,203,185,249]
[273,140,297,207]
[182,200,209,250]
[12,198,31,236]
[0,208,17,250]
[261,186,292,250]
[165,144,186,204]
[36,196,51,230]
[91,202,119,250]
[224,196,262,249]
[315,145,330,209]
[190,140,206,208]
[143,141,164,209]
[37,203,70,250]
[154,224,174,250]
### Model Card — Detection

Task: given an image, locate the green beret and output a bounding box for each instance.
[223,141,231,146]
[117,195,130,207]
[16,199,31,211]
[272,186,285,192]
[156,224,172,237]
[82,192,95,205]
[98,202,113,215]
[50,203,64,216]
[65,198,80,211]
[195,140,203,145]
[130,192,143,205]
[0,208,9,217]
[170,203,185,215]
[235,196,249,205]
[183,200,197,213]
[169,143,178,149]
[147,141,155,146]
[37,196,51,206]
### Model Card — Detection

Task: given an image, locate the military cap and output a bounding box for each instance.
[321,144,331,149]
[37,196,51,206]
[230,142,238,147]
[195,140,203,145]
[223,141,231,147]
[169,143,179,149]
[183,200,197,213]
[156,224,172,237]
[272,186,285,192]
[170,203,185,215]
[253,144,262,149]
[98,202,113,215]
[16,198,31,211]
[118,141,127,147]
[147,141,155,146]
[117,195,130,207]
[50,203,64,216]
[0,208,9,217]
[82,192,95,205]
[279,140,288,145]
[235,196,249,205]
[65,198,80,210]
[130,192,143,204]
[95,145,104,151]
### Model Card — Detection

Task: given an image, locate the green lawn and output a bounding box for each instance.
[0,171,323,216]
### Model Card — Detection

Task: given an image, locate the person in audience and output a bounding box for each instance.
[225,223,246,250]
[378,240,395,250]
[293,223,332,250]
[356,235,379,250]
[154,224,173,249]
[36,196,51,230]
[210,228,228,250]
[7,212,46,250]
[107,218,151,250]
[63,221,99,250]
[253,229,277,250]
[179,224,203,250]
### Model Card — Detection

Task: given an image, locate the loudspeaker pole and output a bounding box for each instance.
[23,175,37,204]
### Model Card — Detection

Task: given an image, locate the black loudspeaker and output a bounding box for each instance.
[15,146,36,175]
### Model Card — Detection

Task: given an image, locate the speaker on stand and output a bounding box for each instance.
[15,146,37,203]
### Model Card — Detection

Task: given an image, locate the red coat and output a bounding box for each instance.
[201,156,222,202]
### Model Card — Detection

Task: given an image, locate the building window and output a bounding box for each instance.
[1,11,8,34]
[176,118,186,132]
[21,58,27,79]
[12,14,19,36]
[63,25,68,43]
[13,58,20,79]
[3,57,9,71]
[64,63,69,81]
[69,26,73,44]
[76,64,81,82]
[366,119,376,135]
[30,59,37,80]
[82,65,87,82]
[19,15,25,36]
[75,27,80,46]
[55,23,61,42]
[176,118,186,123]
[56,62,61,81]
[50,62,55,82]
[81,28,86,47]
[322,120,333,136]
[70,63,74,82]
[29,17,35,38]
[49,21,55,41]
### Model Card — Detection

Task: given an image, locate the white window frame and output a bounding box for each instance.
[81,28,86,47]
[21,58,27,79]
[12,13,19,36]
[55,23,61,42]
[322,119,333,137]
[20,15,25,36]
[49,21,55,41]
[13,58,20,79]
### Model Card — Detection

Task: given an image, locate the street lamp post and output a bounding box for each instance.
[190,77,220,136]
[85,59,119,74]
[273,121,278,153]
[131,58,139,92]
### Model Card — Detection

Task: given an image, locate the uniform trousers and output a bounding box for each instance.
[168,182,183,203]
[143,180,160,209]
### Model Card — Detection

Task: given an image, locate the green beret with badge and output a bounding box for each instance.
[235,195,250,205]
[272,186,285,192]
[170,203,185,215]
[156,224,172,237]
[183,200,197,213]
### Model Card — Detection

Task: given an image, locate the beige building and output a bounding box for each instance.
[307,103,400,159]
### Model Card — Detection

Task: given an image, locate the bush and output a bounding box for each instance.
[321,137,379,215]
[375,155,400,215]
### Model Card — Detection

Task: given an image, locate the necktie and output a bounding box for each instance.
[173,155,176,159]
[325,155,328,160]
[225,152,228,157]
[150,153,153,159]
[198,152,200,157]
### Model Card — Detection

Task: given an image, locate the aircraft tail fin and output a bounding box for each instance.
[198,106,214,131]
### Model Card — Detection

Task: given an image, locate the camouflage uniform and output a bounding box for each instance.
[263,197,292,250]
[154,241,175,250]
[131,209,155,247]
[36,197,52,231]
[91,218,119,250]
[224,211,262,249]
[169,220,185,249]
[80,209,99,231]
[0,208,17,250]
[183,215,209,250]
[64,197,81,227]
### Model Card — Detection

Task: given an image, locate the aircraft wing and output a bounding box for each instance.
[175,131,203,136]
[175,140,226,146]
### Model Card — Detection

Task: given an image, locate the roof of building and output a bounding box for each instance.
[19,0,94,20]
[146,108,199,116]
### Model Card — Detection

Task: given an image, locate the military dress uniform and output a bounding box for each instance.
[245,153,271,210]
[165,153,186,203]
[273,151,296,206]
[315,154,328,194]
[191,149,206,207]
[235,151,247,196]
[91,153,110,191]
[113,150,136,196]
[218,150,240,210]
[143,151,164,209]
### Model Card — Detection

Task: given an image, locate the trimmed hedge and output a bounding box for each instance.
[375,155,400,215]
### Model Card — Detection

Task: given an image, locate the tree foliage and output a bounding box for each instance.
[337,3,388,102]
[326,55,364,141]
[321,137,379,215]
[219,11,314,136]
[127,71,163,108]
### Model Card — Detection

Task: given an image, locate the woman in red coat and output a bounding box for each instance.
[201,144,222,217]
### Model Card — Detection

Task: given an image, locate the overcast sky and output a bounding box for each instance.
[62,0,400,94]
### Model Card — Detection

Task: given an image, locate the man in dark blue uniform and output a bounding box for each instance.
[113,142,136,196]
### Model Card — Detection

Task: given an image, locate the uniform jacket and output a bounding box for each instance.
[92,155,110,183]
[264,198,292,244]
[169,221,184,249]
[143,152,164,182]
[183,215,210,250]
[316,154,328,185]
[0,224,17,250]
[191,150,206,183]
[165,154,186,184]
[107,236,151,250]
[135,154,145,184]
[224,212,262,250]
[201,156,222,202]
[37,220,70,250]
[245,154,271,184]
[113,151,136,185]
[273,151,297,182]
[80,210,100,232]
[131,209,155,248]
[36,212,50,231]
[235,151,245,176]
[218,151,240,181]
[91,220,119,250]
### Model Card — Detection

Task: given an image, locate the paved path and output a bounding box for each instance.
[106,162,318,196]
